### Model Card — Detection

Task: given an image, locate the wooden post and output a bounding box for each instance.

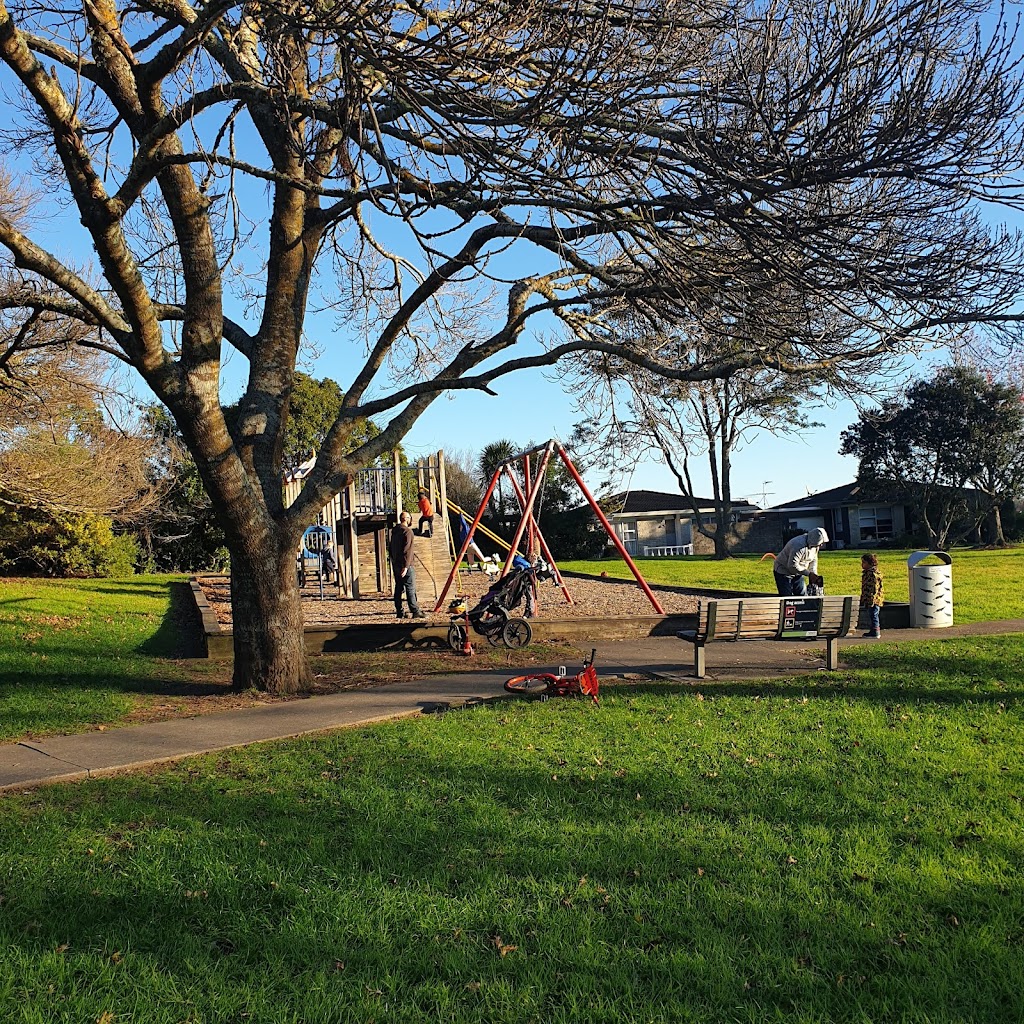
[346,479,360,599]
[436,450,447,522]
[331,492,343,596]
[827,637,839,670]
[393,449,403,514]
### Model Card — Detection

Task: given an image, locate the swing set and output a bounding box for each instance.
[433,440,665,615]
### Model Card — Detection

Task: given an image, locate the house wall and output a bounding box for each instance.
[771,503,911,549]
[846,503,908,546]
[690,517,782,556]
[614,511,783,555]
[614,514,692,554]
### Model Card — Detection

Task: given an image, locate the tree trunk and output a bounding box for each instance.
[229,540,310,694]
[992,504,1005,546]
[712,438,732,558]
[713,511,731,558]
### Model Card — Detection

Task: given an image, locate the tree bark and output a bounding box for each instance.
[229,540,310,694]
[992,504,1005,546]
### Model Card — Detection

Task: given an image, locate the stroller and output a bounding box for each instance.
[447,557,554,651]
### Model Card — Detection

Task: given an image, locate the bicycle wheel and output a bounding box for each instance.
[446,623,466,652]
[504,673,556,696]
[502,617,533,649]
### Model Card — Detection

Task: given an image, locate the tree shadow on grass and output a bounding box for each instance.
[135,580,205,659]
[622,637,1024,706]
[1,747,1021,1022]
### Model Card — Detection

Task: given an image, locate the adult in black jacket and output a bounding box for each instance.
[389,510,424,619]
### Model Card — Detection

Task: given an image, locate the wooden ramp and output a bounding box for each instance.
[411,510,453,609]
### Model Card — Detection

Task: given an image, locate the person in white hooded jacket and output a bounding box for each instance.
[773,528,829,596]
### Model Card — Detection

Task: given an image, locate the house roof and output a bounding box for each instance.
[602,489,760,515]
[770,482,863,512]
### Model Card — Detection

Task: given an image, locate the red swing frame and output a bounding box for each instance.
[433,440,665,614]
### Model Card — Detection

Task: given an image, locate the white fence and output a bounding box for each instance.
[643,544,694,557]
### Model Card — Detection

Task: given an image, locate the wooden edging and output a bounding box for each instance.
[189,577,223,657]
[190,573,911,660]
[200,614,697,660]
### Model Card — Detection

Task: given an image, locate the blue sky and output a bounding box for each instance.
[384,354,868,507]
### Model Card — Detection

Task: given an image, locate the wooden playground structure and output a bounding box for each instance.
[282,440,664,617]
[283,450,453,608]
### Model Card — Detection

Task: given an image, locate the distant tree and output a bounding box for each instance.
[440,449,483,519]
[840,366,1024,547]
[958,373,1024,545]
[136,406,229,572]
[571,321,825,557]
[283,374,383,470]
[0,305,160,520]
[478,440,517,530]
[944,341,1024,543]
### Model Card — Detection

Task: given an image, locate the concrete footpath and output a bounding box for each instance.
[2,619,1021,793]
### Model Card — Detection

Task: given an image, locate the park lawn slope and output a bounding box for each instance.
[0,576,203,739]
[0,633,1021,1022]
[563,547,1024,624]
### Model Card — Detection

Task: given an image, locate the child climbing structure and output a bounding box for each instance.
[283,451,452,611]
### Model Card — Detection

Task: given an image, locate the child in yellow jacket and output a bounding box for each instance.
[860,552,884,638]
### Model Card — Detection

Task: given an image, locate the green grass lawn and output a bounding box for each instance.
[0,576,205,739]
[1,550,1021,742]
[563,547,1024,624]
[0,577,575,742]
[1,633,1022,1022]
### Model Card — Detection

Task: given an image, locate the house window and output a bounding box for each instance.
[619,522,637,544]
[859,506,894,542]
[663,518,675,533]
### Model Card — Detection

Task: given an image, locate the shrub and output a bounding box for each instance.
[0,501,138,577]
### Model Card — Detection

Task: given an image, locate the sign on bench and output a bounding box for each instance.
[780,597,823,637]
[677,595,856,678]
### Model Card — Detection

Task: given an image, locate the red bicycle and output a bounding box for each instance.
[504,649,600,704]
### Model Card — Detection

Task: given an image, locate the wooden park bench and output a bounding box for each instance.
[677,595,856,678]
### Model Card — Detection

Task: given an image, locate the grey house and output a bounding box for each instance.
[602,490,762,556]
[768,483,910,549]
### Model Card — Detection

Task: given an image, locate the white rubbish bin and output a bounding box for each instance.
[907,551,953,628]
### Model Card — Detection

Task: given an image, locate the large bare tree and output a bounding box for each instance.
[0,0,1022,691]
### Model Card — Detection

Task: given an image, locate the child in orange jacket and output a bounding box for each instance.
[417,489,434,538]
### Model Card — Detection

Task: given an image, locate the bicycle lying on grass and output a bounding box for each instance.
[504,649,600,704]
